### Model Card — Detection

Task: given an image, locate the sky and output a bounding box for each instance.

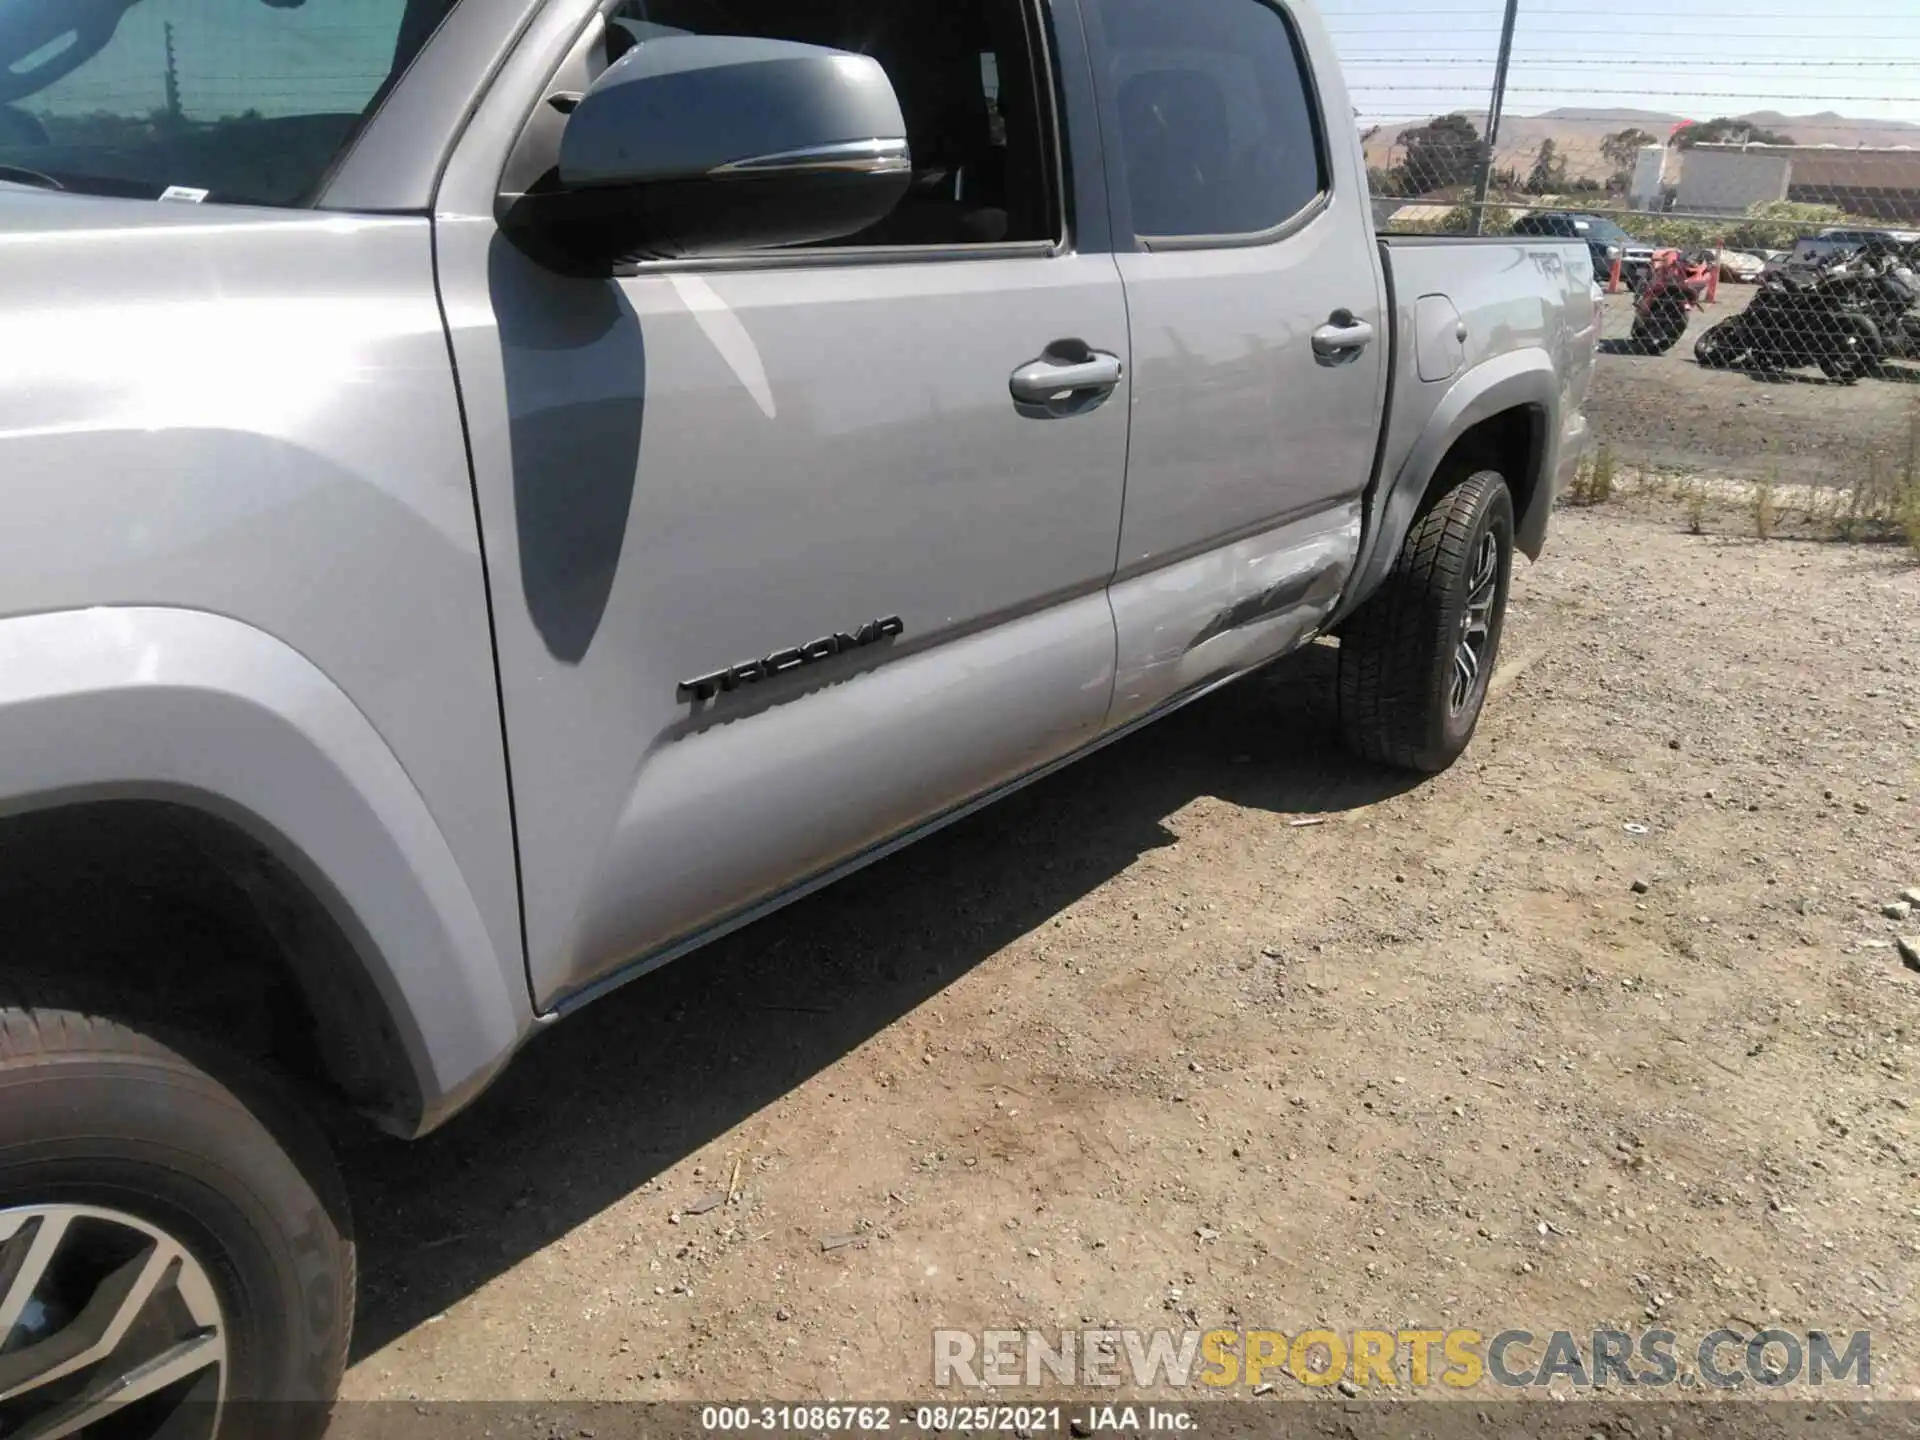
[18,0,1920,134]
[1320,0,1920,131]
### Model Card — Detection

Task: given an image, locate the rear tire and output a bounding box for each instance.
[1632,299,1690,355]
[1817,315,1878,383]
[0,1008,353,1440]
[1337,469,1514,774]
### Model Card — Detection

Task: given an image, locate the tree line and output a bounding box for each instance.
[1371,114,1798,199]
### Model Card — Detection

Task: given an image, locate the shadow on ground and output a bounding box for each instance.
[1595,340,1920,388]
[340,644,1423,1360]
[1725,362,1920,387]
[1597,338,1660,358]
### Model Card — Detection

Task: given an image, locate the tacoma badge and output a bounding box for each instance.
[679,616,904,703]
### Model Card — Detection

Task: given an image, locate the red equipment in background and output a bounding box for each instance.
[1630,247,1718,354]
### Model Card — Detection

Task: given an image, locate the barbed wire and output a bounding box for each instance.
[1355,88,1920,100]
[1342,59,1918,68]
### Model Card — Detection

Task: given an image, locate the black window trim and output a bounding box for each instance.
[1092,0,1335,253]
[304,0,474,207]
[493,0,1079,275]
[323,0,560,214]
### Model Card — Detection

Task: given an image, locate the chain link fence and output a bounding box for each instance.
[1344,2,1920,488]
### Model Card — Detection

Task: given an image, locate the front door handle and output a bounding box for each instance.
[1311,311,1376,363]
[1011,342,1124,416]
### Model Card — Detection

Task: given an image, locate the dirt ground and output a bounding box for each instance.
[1590,288,1919,487]
[336,498,1920,1408]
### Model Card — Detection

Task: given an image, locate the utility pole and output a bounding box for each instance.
[1467,0,1521,234]
[163,21,182,125]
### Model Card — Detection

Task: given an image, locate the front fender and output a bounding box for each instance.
[0,605,530,1132]
[1334,349,1561,629]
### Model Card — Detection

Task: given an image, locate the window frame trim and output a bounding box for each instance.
[612,239,1061,277]
[1085,0,1335,253]
[323,0,559,213]
[303,0,475,208]
[492,0,1080,274]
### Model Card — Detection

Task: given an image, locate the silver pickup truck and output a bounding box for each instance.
[0,0,1596,1428]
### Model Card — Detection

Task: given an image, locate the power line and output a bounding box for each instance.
[1357,112,1919,122]
[1324,3,1920,13]
[1337,58,1920,68]
[1329,26,1920,37]
[1349,85,1920,100]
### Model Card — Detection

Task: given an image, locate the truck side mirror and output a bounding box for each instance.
[501,34,912,274]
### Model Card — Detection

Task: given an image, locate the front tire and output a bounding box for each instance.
[0,1009,353,1440]
[1337,470,1514,774]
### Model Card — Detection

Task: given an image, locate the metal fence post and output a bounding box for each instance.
[1468,0,1521,235]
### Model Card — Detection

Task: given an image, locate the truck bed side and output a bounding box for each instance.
[1333,234,1599,626]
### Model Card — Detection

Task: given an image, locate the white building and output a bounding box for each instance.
[1627,145,1667,211]
[1674,145,1793,214]
[1673,143,1920,222]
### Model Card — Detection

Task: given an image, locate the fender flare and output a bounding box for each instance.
[0,605,529,1133]
[1333,349,1562,629]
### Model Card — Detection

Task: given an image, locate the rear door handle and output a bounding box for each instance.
[1010,343,1124,415]
[1311,312,1376,362]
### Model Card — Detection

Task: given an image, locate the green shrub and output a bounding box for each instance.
[1903,409,1920,555]
[1540,200,1884,255]
[1753,478,1775,540]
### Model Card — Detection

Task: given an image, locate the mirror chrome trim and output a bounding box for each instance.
[708,139,912,180]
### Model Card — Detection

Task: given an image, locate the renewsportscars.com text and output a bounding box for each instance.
[932,1327,1872,1391]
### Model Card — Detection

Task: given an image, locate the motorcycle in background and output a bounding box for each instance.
[1695,238,1920,383]
[1629,248,1718,355]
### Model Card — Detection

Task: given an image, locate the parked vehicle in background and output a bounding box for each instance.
[0,0,1598,1429]
[1791,227,1920,269]
[1512,210,1658,288]
[1820,226,1920,247]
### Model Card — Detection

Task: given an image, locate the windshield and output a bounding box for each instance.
[1579,217,1633,246]
[0,0,455,207]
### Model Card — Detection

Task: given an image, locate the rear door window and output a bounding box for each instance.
[1087,0,1326,241]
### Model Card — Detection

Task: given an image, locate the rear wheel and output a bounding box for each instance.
[1337,469,1514,774]
[0,1009,353,1440]
[1632,299,1690,355]
[1817,314,1879,383]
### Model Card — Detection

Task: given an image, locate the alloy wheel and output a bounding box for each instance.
[0,1203,226,1440]
[1450,530,1500,716]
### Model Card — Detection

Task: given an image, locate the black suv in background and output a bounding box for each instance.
[1512,210,1658,288]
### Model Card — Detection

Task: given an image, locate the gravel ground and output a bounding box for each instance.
[1590,288,1920,487]
[337,501,1920,1408]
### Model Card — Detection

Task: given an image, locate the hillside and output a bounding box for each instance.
[1362,108,1920,186]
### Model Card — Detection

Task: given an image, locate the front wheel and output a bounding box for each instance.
[1337,469,1514,773]
[0,1009,354,1440]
